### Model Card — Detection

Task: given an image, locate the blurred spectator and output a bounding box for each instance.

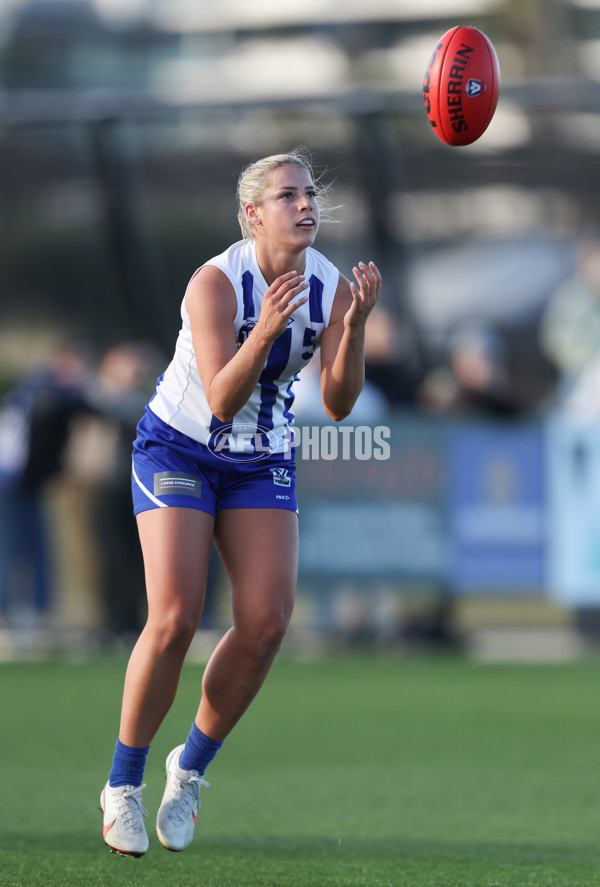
[363,305,421,407]
[0,342,95,633]
[539,238,600,387]
[419,321,520,419]
[85,342,161,640]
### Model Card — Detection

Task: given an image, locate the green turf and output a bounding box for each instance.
[2,652,600,886]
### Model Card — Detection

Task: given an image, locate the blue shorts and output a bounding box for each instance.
[131,407,298,517]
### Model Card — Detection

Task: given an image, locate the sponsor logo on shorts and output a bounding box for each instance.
[271,467,291,487]
[154,471,202,497]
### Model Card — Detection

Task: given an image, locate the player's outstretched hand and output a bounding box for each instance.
[256,271,309,341]
[346,261,381,328]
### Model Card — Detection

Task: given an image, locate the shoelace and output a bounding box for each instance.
[169,774,209,825]
[116,784,148,831]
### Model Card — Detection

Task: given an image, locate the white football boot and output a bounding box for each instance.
[156,744,209,851]
[100,782,149,857]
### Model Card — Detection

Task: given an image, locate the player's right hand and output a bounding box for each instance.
[256,272,309,341]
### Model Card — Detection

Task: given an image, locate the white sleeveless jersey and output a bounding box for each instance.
[149,238,340,452]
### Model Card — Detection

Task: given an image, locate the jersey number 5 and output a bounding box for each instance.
[302,327,317,361]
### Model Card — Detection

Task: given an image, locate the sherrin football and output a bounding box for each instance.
[423,25,500,146]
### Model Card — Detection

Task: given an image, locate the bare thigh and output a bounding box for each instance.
[214,508,299,636]
[136,506,215,631]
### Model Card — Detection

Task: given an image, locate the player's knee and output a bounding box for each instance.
[251,616,289,660]
[147,608,198,650]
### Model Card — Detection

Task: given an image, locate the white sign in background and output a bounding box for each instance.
[547,417,600,606]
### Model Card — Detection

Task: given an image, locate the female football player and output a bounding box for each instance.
[100,149,381,856]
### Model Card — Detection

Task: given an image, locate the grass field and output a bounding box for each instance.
[2,651,600,887]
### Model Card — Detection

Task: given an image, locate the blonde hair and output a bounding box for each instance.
[236,148,333,239]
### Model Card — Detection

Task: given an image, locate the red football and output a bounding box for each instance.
[423,25,500,146]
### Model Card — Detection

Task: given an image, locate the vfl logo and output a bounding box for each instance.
[238,319,294,348]
[465,78,485,97]
[271,467,291,488]
[237,321,257,347]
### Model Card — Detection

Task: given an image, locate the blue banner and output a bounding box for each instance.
[447,424,546,592]
[296,418,447,581]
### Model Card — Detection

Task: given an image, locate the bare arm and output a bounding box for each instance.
[187,265,309,422]
[319,261,381,422]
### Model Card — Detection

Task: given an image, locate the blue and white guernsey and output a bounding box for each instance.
[149,239,340,454]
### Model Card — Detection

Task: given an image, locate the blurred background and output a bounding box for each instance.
[1,0,600,661]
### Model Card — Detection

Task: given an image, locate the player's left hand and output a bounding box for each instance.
[345,261,381,328]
